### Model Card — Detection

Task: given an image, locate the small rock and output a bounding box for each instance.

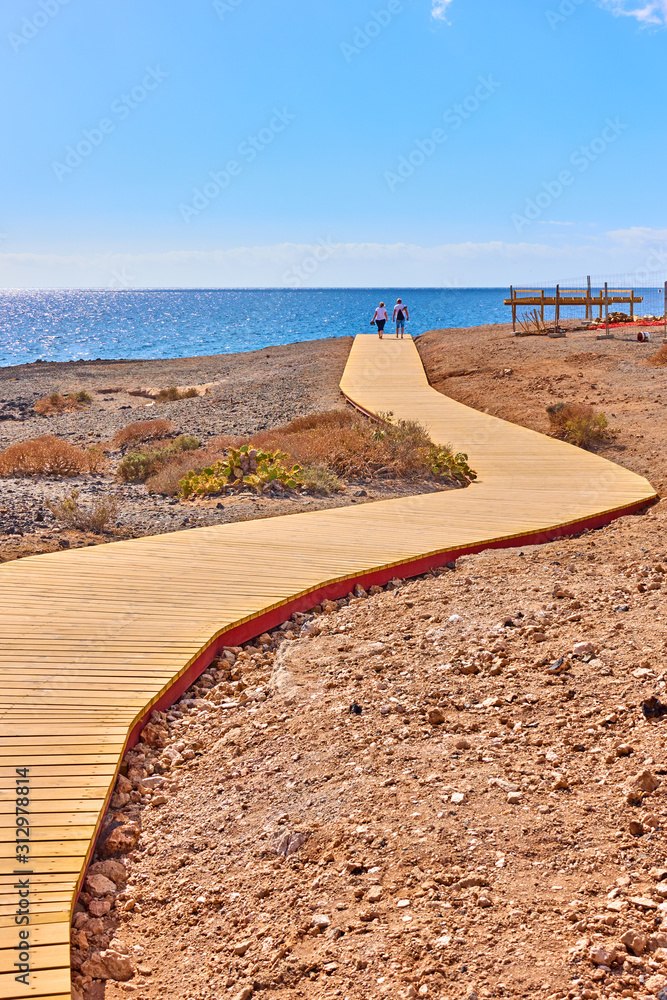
[454,738,471,750]
[139,722,167,748]
[628,895,657,909]
[624,769,660,805]
[81,950,135,982]
[88,860,127,883]
[616,743,634,757]
[451,792,465,805]
[85,874,116,897]
[88,899,111,918]
[428,707,446,726]
[589,943,618,966]
[367,886,383,903]
[98,818,140,857]
[507,791,523,805]
[629,819,646,837]
[621,929,648,955]
[574,641,596,657]
[311,914,330,931]
[233,940,251,956]
[233,988,254,1000]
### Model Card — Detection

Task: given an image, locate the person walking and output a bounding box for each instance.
[371,302,388,339]
[393,298,409,338]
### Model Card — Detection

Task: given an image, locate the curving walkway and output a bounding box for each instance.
[0,335,657,1000]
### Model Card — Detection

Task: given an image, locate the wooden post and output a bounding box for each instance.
[555,284,560,335]
[540,290,544,324]
[510,285,516,333]
[586,275,591,321]
[630,288,634,321]
[604,281,609,336]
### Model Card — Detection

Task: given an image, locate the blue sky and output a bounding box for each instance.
[1,0,666,287]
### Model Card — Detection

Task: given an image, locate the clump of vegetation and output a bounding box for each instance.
[34,390,93,416]
[247,409,476,485]
[0,436,105,477]
[144,436,237,495]
[295,464,343,494]
[547,402,610,449]
[428,446,478,485]
[47,489,119,533]
[180,446,302,498]
[116,435,200,484]
[142,411,476,499]
[112,419,176,451]
[155,386,199,403]
[648,344,667,367]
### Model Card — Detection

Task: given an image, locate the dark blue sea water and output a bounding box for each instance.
[0,288,511,368]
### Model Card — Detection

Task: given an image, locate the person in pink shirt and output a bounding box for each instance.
[393,298,409,338]
[371,302,388,339]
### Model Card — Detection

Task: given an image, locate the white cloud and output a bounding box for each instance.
[0,233,663,288]
[596,0,667,24]
[431,0,455,22]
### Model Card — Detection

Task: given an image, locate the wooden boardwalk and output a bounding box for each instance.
[0,335,657,999]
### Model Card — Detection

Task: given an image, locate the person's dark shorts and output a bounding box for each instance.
[376,320,386,332]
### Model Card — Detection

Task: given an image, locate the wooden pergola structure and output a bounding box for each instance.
[504,278,644,332]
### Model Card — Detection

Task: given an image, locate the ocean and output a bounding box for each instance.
[0,288,511,368]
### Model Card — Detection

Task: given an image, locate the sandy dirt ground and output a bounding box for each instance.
[416,323,666,495]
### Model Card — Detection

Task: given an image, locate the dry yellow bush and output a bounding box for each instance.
[0,436,105,477]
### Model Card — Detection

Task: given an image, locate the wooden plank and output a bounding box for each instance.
[0,966,71,999]
[0,922,69,950]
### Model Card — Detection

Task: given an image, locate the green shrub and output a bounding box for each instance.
[180,445,301,498]
[428,447,477,485]
[295,464,343,494]
[117,434,200,483]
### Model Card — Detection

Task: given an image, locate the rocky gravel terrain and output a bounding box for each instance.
[71,499,667,1000]
[0,338,352,447]
[0,474,447,562]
